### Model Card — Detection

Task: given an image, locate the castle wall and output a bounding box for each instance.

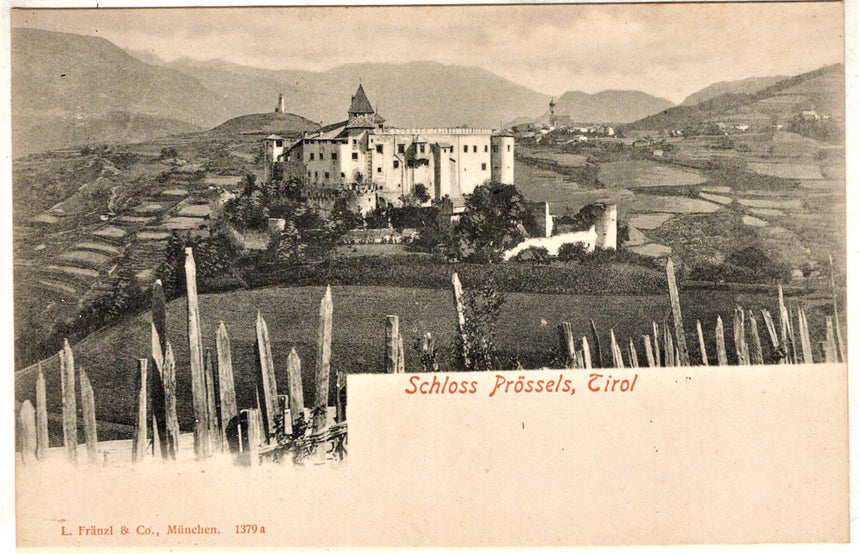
[491,135,515,185]
[595,204,618,250]
[502,227,598,261]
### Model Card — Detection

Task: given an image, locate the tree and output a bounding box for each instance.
[453,183,535,263]
[556,242,589,263]
[413,183,430,204]
[453,285,507,371]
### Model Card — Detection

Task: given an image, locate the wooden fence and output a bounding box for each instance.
[16,252,845,466]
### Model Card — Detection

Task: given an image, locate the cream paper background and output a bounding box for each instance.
[2,0,858,552]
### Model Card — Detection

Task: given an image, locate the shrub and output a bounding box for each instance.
[557,242,589,263]
[512,246,553,265]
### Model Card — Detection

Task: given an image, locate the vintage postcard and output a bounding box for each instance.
[5,1,852,550]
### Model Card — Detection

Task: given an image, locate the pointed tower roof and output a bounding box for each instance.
[348,84,375,117]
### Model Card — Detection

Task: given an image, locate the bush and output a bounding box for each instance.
[557,242,589,263]
[512,246,553,265]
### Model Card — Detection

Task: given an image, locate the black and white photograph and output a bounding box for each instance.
[5,1,852,549]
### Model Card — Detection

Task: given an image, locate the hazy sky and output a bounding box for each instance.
[12,2,844,103]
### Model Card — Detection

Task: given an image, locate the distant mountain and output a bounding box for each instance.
[543,90,674,124]
[681,76,787,106]
[12,27,554,156]
[165,58,551,129]
[628,64,844,131]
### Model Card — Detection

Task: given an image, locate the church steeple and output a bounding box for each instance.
[348,83,375,117]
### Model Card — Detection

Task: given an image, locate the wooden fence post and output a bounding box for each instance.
[581,336,592,370]
[824,317,838,363]
[163,341,180,459]
[150,322,168,458]
[748,311,764,365]
[589,319,603,369]
[185,248,210,459]
[665,258,690,365]
[59,339,77,463]
[696,320,709,366]
[628,338,639,368]
[609,330,624,368]
[385,315,400,374]
[662,322,674,367]
[204,348,221,452]
[787,304,799,364]
[643,336,656,368]
[132,359,148,463]
[715,315,728,366]
[286,347,305,429]
[255,311,280,443]
[829,255,846,362]
[216,321,238,450]
[760,309,781,363]
[79,368,98,464]
[557,322,575,368]
[651,321,662,367]
[35,365,48,460]
[18,401,37,465]
[451,273,470,369]
[315,286,334,432]
[242,408,262,466]
[733,308,749,365]
[797,307,814,364]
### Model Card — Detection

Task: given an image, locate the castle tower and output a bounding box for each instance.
[348,84,375,118]
[594,204,618,250]
[491,132,515,185]
[275,93,286,113]
[549,97,556,117]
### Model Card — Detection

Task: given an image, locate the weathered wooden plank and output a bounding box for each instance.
[662,322,675,367]
[748,311,764,365]
[581,336,592,370]
[760,309,781,363]
[163,341,180,459]
[286,347,305,428]
[397,335,406,374]
[185,247,210,459]
[150,322,168,458]
[79,368,98,464]
[385,315,400,374]
[216,321,238,449]
[590,319,603,369]
[204,348,221,452]
[609,329,624,368]
[797,307,814,364]
[787,303,799,364]
[665,258,689,365]
[558,322,575,368]
[652,321,662,367]
[152,279,167,353]
[35,365,49,460]
[715,315,728,366]
[574,350,584,369]
[255,311,280,442]
[733,308,749,365]
[643,335,655,367]
[18,400,37,465]
[243,408,262,466]
[451,273,470,368]
[132,359,148,463]
[336,368,347,423]
[778,284,789,350]
[829,255,846,362]
[628,338,639,368]
[695,320,709,366]
[824,317,838,363]
[315,286,334,432]
[59,339,77,463]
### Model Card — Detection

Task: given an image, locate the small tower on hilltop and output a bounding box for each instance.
[275,93,286,113]
[549,97,556,118]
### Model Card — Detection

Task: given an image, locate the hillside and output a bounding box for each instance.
[209,112,320,136]
[629,64,844,132]
[543,90,674,124]
[681,76,787,106]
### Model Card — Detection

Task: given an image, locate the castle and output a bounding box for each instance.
[264,85,515,214]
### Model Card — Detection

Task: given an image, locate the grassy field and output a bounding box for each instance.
[597,160,707,188]
[16,283,825,441]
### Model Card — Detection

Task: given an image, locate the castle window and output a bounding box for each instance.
[482,163,487,171]
[309,153,315,160]
[393,160,400,169]
[331,153,337,160]
[463,145,468,153]
[376,144,383,154]
[398,144,405,154]
[314,171,318,179]
[325,172,330,179]
[308,171,311,177]
[275,140,283,147]
[473,145,477,153]
[377,167,382,173]
[352,152,358,161]
[507,145,511,152]
[419,144,425,153]
[341,172,345,178]
[492,145,499,153]
[484,145,488,153]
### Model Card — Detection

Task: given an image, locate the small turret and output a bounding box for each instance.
[275,93,286,113]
